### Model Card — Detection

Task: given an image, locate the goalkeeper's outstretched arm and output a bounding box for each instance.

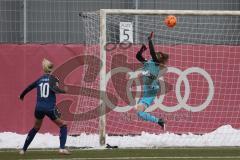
[148,32,169,65]
[136,44,147,63]
[148,32,160,63]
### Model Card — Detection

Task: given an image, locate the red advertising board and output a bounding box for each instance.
[0,44,240,135]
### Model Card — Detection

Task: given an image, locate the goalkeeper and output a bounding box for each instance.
[135,32,168,129]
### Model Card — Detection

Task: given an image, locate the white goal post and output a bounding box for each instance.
[96,9,240,146]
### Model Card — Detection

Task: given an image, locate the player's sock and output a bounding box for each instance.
[59,125,67,149]
[137,111,159,123]
[23,128,38,151]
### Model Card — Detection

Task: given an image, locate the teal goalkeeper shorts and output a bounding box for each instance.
[138,84,159,107]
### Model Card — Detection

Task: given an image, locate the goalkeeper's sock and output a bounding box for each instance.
[23,128,38,151]
[137,111,159,123]
[59,125,67,149]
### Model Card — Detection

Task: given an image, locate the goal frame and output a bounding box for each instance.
[98,9,240,146]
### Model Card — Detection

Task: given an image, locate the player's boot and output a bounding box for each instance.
[158,119,165,130]
[59,149,71,155]
[19,150,25,155]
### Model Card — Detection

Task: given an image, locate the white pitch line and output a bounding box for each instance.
[32,156,240,160]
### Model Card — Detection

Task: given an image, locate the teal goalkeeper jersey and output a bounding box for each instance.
[142,59,160,87]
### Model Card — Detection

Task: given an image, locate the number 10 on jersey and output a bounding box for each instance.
[120,22,133,43]
[39,83,49,98]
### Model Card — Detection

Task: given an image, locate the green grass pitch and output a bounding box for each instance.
[1,147,240,160]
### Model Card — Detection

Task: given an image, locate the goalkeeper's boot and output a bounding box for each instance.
[158,119,165,130]
[19,150,25,155]
[59,149,71,155]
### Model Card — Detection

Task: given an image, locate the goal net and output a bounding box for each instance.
[70,9,240,147]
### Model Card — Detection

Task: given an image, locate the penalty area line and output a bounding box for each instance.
[32,156,240,160]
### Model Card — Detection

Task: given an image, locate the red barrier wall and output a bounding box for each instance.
[0,44,240,135]
[0,44,85,134]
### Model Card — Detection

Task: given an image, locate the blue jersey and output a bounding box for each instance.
[35,74,56,110]
[20,74,65,111]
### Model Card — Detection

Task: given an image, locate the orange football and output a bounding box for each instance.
[164,15,177,28]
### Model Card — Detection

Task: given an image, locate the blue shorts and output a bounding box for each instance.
[138,85,159,107]
[34,107,61,120]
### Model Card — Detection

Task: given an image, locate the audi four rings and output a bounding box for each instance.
[104,67,214,113]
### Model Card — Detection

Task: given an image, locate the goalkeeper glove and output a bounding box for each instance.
[148,31,154,40]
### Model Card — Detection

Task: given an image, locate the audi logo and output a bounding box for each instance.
[103,67,214,113]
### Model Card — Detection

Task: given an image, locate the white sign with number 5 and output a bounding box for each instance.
[120,22,133,43]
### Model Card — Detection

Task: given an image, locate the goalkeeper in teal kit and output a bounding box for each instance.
[135,32,168,129]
